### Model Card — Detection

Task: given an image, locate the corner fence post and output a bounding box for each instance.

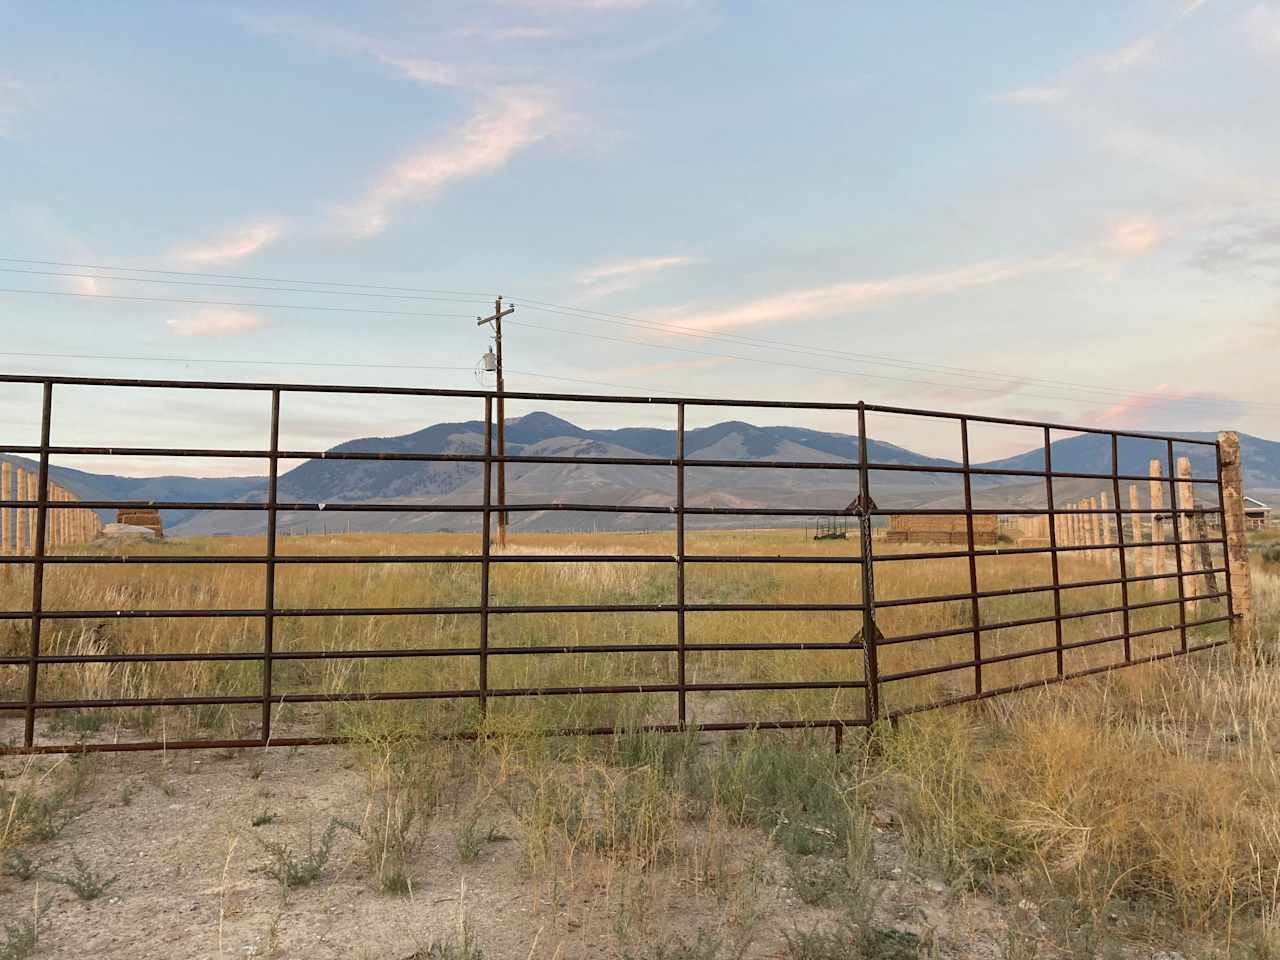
[1218,431,1254,663]
[856,403,883,725]
[23,382,52,748]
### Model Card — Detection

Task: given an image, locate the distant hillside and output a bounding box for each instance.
[4,415,1276,537]
[0,455,263,529]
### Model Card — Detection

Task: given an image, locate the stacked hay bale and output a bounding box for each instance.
[884,514,998,546]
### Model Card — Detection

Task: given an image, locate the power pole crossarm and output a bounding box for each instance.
[477,296,515,547]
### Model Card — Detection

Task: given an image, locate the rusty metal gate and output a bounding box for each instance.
[0,375,1237,754]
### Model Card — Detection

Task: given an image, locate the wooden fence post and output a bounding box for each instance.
[1,462,9,561]
[1128,483,1145,580]
[1175,457,1199,614]
[1149,460,1167,596]
[1099,491,1115,573]
[16,468,29,555]
[1218,432,1255,662]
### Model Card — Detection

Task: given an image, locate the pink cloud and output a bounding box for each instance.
[166,308,267,337]
[1106,215,1163,256]
[334,93,553,238]
[171,220,283,265]
[659,254,1087,334]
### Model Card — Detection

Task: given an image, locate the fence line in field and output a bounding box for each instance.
[0,462,103,556]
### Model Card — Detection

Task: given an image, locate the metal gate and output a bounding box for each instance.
[0,375,1238,754]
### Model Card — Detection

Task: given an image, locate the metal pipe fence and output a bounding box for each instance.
[0,374,1237,754]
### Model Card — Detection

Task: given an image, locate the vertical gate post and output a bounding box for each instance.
[1109,436,1132,664]
[479,397,493,720]
[959,419,982,697]
[1218,431,1255,663]
[23,382,52,749]
[260,388,280,744]
[675,402,687,730]
[1149,461,1168,596]
[855,403,882,725]
[1043,427,1065,678]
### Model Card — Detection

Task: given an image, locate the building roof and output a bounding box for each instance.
[1244,496,1270,509]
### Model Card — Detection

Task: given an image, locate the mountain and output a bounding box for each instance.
[5,415,1277,537]
[0,455,263,529]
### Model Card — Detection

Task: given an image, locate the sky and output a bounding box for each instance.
[2,1,1280,474]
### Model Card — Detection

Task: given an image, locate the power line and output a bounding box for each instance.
[0,349,699,395]
[0,287,476,319]
[0,257,492,298]
[515,299,1244,411]
[0,267,492,306]
[0,256,1228,406]
[502,315,1274,417]
[0,254,1266,416]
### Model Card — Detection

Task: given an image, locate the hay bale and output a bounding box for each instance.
[885,514,998,546]
[115,508,163,537]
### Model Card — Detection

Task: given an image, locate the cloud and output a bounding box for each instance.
[172,220,283,265]
[1193,220,1280,273]
[986,85,1066,105]
[0,76,30,138]
[166,308,267,337]
[659,254,1087,334]
[607,356,729,377]
[503,0,668,10]
[578,255,695,286]
[334,92,553,238]
[1245,4,1280,52]
[1087,384,1246,430]
[452,25,565,42]
[1106,216,1164,256]
[1097,36,1157,73]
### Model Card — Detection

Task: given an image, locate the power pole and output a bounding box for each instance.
[478,296,515,547]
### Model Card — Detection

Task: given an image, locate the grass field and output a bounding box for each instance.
[0,526,1230,748]
[0,528,1267,959]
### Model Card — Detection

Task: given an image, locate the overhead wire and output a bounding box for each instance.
[0,255,1265,417]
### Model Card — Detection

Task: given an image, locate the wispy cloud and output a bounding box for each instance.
[1245,3,1280,52]
[171,220,283,265]
[987,85,1065,105]
[578,255,695,286]
[1086,383,1244,430]
[0,75,30,139]
[1097,36,1157,73]
[452,24,565,42]
[988,2,1206,106]
[166,308,267,337]
[1106,215,1164,256]
[658,254,1087,334]
[503,0,670,10]
[333,93,553,238]
[607,356,729,377]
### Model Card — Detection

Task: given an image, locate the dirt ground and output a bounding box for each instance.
[0,736,1089,960]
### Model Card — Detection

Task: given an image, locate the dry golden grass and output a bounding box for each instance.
[0,526,1228,748]
[2,526,1268,956]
